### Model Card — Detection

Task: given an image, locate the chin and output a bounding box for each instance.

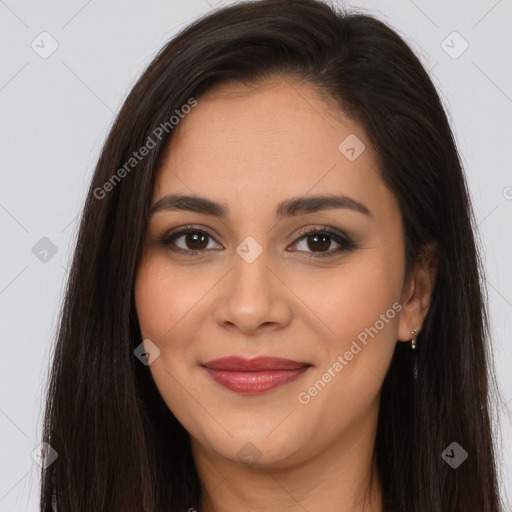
[191,418,313,469]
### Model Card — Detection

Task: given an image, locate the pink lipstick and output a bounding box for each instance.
[201,356,312,394]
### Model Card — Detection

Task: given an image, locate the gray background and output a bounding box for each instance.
[0,0,511,510]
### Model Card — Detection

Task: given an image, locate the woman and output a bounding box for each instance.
[40,0,503,510]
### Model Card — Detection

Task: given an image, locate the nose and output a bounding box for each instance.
[214,246,292,334]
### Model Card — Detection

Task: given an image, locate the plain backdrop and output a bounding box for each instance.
[0,0,511,510]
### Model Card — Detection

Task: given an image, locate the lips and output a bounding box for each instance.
[201,356,312,394]
[202,356,311,371]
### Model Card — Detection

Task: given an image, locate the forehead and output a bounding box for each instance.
[152,79,394,222]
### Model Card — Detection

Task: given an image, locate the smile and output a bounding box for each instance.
[201,356,313,394]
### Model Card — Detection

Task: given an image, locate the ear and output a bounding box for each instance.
[397,241,439,343]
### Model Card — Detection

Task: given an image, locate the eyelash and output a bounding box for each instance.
[159,224,356,258]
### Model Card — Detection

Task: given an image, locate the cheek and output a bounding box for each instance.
[299,253,403,415]
[134,256,207,418]
[308,257,402,346]
[134,256,208,345]
[291,265,401,438]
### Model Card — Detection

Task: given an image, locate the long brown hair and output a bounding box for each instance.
[40,1,504,510]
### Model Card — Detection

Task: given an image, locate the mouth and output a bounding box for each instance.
[201,356,313,394]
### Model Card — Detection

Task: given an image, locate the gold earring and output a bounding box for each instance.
[410,329,418,349]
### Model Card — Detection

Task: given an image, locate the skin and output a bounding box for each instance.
[134,77,438,512]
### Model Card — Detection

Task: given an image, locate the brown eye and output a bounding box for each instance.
[303,233,333,252]
[181,231,209,250]
[160,227,222,255]
[293,232,341,254]
[160,225,356,258]
[289,226,356,258]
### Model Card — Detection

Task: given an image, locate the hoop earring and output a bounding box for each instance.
[410,329,418,350]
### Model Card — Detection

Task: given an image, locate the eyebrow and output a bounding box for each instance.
[149,193,371,219]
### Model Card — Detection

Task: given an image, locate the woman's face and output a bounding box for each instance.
[135,78,418,469]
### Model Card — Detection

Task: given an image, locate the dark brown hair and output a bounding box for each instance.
[40,0,504,510]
